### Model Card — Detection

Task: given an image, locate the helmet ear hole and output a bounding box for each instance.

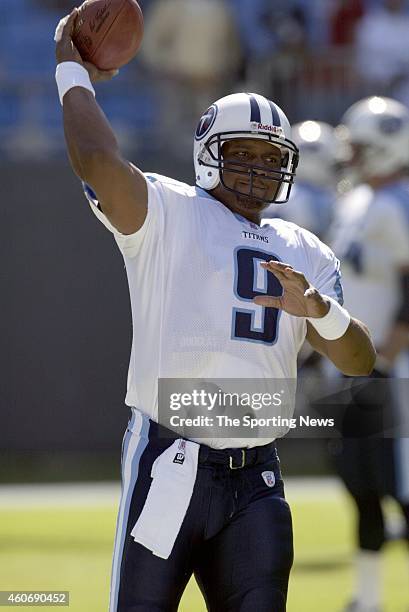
[196,167,221,191]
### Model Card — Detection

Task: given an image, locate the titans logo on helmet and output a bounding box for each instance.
[379,115,404,134]
[195,104,218,141]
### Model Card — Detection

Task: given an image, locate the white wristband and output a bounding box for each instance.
[307,296,351,340]
[55,61,95,106]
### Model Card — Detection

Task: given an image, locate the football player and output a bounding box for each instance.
[264,120,338,240]
[330,96,409,612]
[55,11,375,612]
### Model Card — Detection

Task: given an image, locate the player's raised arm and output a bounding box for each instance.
[55,9,147,235]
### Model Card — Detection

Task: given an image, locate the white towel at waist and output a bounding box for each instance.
[131,438,199,559]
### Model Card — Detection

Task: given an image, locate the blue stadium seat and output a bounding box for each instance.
[3,21,55,77]
[98,83,158,130]
[0,92,22,128]
[39,91,63,132]
[1,0,33,22]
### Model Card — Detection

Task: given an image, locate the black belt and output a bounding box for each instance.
[147,419,277,470]
[198,441,277,470]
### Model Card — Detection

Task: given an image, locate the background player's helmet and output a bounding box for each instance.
[338,96,409,179]
[193,92,299,203]
[291,121,337,188]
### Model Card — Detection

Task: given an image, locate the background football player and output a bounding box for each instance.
[263,120,338,241]
[329,96,409,612]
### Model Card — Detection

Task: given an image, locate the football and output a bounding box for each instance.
[73,0,144,70]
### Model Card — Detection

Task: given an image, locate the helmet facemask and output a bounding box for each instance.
[197,131,298,204]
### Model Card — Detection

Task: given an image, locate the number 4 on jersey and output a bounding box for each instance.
[232,247,283,345]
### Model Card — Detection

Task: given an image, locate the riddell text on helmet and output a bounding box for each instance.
[250,122,283,135]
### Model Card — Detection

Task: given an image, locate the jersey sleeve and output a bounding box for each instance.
[301,229,344,305]
[82,172,166,259]
[314,248,344,305]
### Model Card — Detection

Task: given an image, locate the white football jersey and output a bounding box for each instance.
[330,181,409,346]
[84,172,343,448]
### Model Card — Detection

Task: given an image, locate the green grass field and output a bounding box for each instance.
[0,484,407,611]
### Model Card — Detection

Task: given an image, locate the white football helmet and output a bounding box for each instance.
[291,121,337,187]
[338,96,409,179]
[193,92,299,203]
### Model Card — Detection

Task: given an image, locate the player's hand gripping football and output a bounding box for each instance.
[54,9,118,83]
[253,261,330,318]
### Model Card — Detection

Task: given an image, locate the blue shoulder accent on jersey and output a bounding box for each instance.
[83,182,96,200]
[321,252,344,305]
[145,174,158,183]
[195,186,217,201]
[332,259,344,306]
[82,182,102,210]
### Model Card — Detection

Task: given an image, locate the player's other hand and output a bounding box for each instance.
[253,260,330,318]
[54,10,118,83]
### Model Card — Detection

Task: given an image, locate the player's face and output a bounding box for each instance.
[211,138,283,223]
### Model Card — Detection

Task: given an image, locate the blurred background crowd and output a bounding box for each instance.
[2,0,409,160]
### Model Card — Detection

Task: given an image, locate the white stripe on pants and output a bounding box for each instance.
[109,411,150,612]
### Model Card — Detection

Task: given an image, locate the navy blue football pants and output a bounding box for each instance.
[110,411,293,612]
